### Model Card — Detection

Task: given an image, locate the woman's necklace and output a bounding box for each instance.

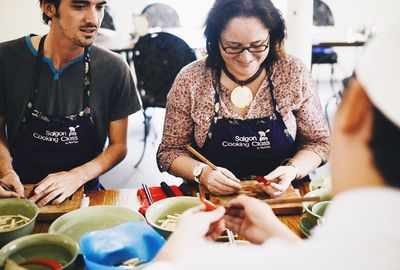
[222,65,264,109]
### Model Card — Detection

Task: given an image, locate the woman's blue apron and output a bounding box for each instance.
[197,70,309,183]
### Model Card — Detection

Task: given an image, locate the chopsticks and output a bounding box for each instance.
[185,145,217,170]
[141,182,154,205]
[226,229,236,247]
[262,196,320,205]
[223,196,321,209]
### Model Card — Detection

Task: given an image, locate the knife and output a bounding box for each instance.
[160,181,176,197]
[178,183,191,196]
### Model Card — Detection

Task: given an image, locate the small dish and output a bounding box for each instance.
[0,233,79,270]
[298,223,311,237]
[302,189,331,223]
[311,201,330,220]
[0,198,39,247]
[145,197,202,239]
[299,216,317,232]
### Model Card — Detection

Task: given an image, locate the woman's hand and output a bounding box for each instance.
[28,171,83,207]
[0,171,24,198]
[259,165,298,197]
[224,195,300,244]
[201,166,241,195]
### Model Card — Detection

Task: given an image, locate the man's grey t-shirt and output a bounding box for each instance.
[0,35,141,149]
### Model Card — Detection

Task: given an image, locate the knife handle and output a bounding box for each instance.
[179,183,191,196]
[160,182,176,197]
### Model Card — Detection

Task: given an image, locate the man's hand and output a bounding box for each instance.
[224,195,300,244]
[0,171,24,198]
[28,171,84,207]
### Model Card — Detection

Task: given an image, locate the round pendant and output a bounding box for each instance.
[230,86,253,109]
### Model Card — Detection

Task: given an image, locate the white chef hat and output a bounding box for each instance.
[355,19,400,127]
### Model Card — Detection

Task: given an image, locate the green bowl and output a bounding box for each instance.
[303,189,331,223]
[300,216,317,231]
[299,216,318,237]
[298,223,311,237]
[49,206,145,246]
[145,197,202,239]
[0,233,79,270]
[0,199,39,247]
[311,201,330,220]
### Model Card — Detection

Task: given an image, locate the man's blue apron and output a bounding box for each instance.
[11,35,102,190]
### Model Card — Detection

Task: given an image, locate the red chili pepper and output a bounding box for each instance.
[21,258,62,270]
[255,176,271,185]
[200,197,217,211]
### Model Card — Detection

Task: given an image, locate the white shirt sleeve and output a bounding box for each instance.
[144,261,178,270]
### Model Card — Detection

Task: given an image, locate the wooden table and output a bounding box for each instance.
[33,189,141,233]
[34,184,309,237]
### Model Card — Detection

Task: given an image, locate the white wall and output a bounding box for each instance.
[0,0,49,42]
[325,0,398,31]
[1,0,398,41]
[1,0,398,78]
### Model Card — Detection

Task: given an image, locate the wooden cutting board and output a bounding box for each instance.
[199,180,303,215]
[24,184,84,221]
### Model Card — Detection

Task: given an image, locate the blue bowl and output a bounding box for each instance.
[80,222,165,270]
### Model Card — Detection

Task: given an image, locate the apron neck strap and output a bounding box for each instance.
[30,36,91,111]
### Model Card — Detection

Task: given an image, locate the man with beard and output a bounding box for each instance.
[0,0,140,205]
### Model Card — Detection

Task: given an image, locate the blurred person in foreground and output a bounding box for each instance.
[147,18,400,270]
[156,0,329,196]
[0,0,140,203]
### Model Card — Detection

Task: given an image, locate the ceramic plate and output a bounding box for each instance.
[49,206,145,245]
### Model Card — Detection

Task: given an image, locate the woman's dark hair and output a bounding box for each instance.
[39,0,61,25]
[204,0,286,71]
[369,106,400,188]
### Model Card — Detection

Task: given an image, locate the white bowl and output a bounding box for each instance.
[145,197,202,239]
[303,188,331,222]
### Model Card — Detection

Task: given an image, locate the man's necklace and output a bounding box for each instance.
[222,64,264,108]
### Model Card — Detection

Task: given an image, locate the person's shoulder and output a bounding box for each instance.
[274,54,308,72]
[91,45,127,67]
[0,36,26,52]
[0,36,29,63]
[179,58,209,78]
[272,55,311,83]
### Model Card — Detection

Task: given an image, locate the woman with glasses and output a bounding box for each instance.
[157,0,329,196]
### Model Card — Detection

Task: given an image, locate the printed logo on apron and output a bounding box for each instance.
[32,125,80,144]
[221,129,271,149]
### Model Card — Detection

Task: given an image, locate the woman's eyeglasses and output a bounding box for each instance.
[220,38,270,54]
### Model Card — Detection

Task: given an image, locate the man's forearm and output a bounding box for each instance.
[69,142,127,186]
